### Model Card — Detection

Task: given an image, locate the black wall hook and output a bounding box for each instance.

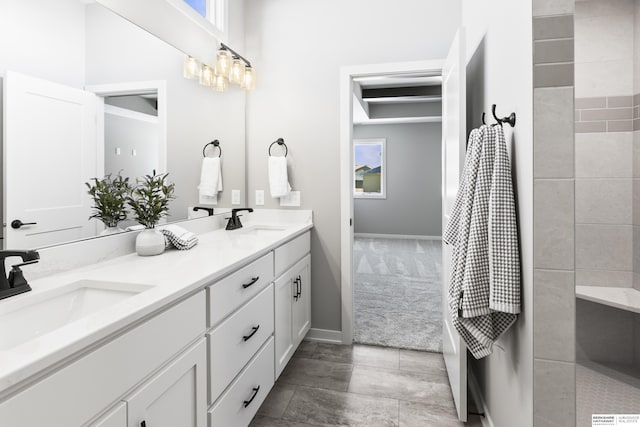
[491,104,516,127]
[203,140,222,158]
[268,138,288,157]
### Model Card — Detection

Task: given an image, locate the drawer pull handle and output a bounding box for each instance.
[297,275,302,298]
[141,422,146,427]
[293,277,299,301]
[242,276,260,289]
[243,386,261,408]
[243,325,260,341]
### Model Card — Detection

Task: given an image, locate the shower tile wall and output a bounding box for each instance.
[574,0,636,290]
[532,1,576,425]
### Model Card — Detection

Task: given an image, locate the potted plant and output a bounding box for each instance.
[127,171,175,256]
[85,173,132,235]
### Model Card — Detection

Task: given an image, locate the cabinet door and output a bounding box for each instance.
[126,339,207,427]
[292,255,311,348]
[274,273,294,379]
[89,403,126,427]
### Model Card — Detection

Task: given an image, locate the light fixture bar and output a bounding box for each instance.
[220,43,251,67]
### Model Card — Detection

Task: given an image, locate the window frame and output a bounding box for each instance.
[168,0,228,42]
[353,138,387,199]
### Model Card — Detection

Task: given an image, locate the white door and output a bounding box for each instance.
[4,71,97,249]
[441,28,468,422]
[126,339,207,427]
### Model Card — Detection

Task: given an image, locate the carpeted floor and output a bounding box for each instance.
[353,237,443,352]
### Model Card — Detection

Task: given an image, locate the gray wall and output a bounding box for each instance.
[463,0,535,425]
[244,0,462,333]
[353,122,442,236]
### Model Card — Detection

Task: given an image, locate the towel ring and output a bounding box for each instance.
[203,140,222,158]
[268,138,288,157]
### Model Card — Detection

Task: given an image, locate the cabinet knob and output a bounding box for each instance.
[141,421,146,427]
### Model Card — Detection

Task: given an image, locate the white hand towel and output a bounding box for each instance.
[269,156,291,198]
[198,157,223,197]
[160,224,199,250]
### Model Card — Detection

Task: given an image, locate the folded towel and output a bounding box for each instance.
[269,156,291,198]
[159,224,199,250]
[198,157,223,198]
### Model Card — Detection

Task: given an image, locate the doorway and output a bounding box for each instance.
[349,74,443,351]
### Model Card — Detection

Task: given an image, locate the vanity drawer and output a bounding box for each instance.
[209,337,274,427]
[274,231,310,277]
[208,252,274,328]
[208,283,274,404]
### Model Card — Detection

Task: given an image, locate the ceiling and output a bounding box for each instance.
[353,74,443,125]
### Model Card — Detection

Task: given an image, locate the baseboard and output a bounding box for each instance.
[304,328,343,344]
[354,233,442,240]
[468,368,495,427]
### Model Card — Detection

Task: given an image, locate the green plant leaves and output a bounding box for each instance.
[126,171,176,229]
[85,173,132,228]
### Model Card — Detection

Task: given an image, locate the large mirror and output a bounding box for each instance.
[0,0,246,249]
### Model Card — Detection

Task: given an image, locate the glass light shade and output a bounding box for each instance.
[230,59,245,85]
[242,66,255,91]
[183,55,201,79]
[213,73,227,92]
[215,49,231,78]
[199,65,215,87]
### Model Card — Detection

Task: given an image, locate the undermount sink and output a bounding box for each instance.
[0,280,153,350]
[234,225,288,237]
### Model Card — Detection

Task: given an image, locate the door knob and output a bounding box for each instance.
[11,220,37,229]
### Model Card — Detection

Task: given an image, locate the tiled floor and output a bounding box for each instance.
[577,362,640,427]
[251,341,484,426]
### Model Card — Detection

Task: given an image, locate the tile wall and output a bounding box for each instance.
[574,0,636,291]
[532,0,576,425]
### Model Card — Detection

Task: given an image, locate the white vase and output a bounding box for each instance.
[135,228,165,256]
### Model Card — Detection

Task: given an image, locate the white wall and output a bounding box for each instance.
[244,0,461,332]
[0,0,86,88]
[463,1,534,426]
[353,122,442,237]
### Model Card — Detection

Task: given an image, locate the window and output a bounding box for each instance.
[180,0,227,37]
[353,139,386,199]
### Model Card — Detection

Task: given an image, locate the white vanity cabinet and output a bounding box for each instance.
[90,403,127,427]
[125,339,207,427]
[274,234,311,379]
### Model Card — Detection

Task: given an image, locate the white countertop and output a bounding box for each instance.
[576,285,640,314]
[0,210,312,394]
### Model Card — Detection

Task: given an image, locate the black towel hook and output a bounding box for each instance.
[491,104,516,128]
[203,140,222,158]
[268,138,288,157]
[481,112,486,125]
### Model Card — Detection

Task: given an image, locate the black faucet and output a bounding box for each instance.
[192,206,215,216]
[225,208,254,230]
[0,250,40,300]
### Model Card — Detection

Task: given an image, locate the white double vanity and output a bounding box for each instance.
[0,210,312,427]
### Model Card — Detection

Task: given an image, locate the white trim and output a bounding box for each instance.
[164,0,227,42]
[354,116,442,125]
[304,328,343,344]
[354,233,442,241]
[468,368,495,427]
[340,60,445,346]
[86,81,168,175]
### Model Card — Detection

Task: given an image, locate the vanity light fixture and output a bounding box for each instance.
[200,65,215,87]
[184,43,254,92]
[242,66,255,91]
[183,55,201,79]
[230,58,245,85]
[213,73,228,92]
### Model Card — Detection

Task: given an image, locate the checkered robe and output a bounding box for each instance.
[443,125,520,359]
